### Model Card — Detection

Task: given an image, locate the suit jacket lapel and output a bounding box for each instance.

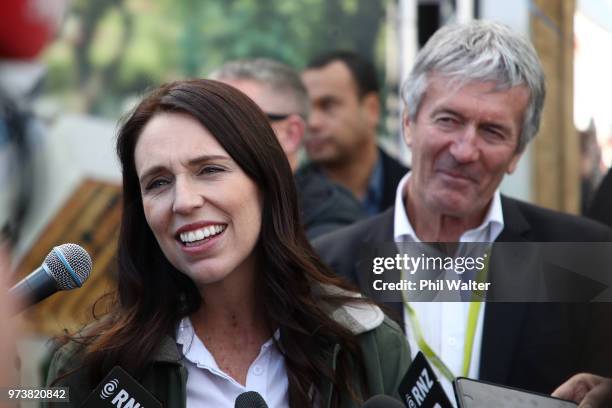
[496,195,531,242]
[380,149,404,211]
[479,196,531,384]
[354,208,405,327]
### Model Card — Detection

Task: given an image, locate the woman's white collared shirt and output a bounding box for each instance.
[176,317,289,407]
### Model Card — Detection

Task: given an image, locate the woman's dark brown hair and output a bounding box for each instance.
[70,79,370,406]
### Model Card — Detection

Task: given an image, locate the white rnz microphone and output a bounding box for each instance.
[9,243,92,313]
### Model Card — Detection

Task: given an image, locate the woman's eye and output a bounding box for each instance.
[199,166,224,175]
[145,178,169,191]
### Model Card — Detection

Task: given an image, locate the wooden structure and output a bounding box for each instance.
[14,179,121,336]
[531,0,579,213]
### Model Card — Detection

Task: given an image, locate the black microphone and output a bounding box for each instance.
[398,351,453,408]
[362,395,406,407]
[9,243,92,313]
[235,391,269,408]
[81,365,162,407]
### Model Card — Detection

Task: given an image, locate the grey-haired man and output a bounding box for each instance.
[314,21,612,398]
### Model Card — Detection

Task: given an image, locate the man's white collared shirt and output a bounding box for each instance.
[393,172,504,401]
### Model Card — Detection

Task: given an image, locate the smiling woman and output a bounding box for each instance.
[135,112,264,289]
[43,79,410,408]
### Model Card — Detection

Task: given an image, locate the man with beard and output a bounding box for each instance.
[301,51,408,215]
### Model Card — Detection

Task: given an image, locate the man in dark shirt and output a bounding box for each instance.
[302,51,407,215]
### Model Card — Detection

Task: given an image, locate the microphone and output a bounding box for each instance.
[362,395,406,407]
[81,365,162,408]
[398,351,453,408]
[235,391,269,408]
[9,243,92,313]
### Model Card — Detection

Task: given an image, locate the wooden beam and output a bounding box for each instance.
[531,0,578,212]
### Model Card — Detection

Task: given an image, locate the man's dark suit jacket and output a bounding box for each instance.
[314,196,612,394]
[378,148,408,212]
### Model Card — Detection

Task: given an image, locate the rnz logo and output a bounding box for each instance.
[100,379,144,408]
[404,368,434,407]
[101,379,119,399]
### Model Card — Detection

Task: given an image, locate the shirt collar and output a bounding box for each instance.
[393,171,504,243]
[176,317,279,369]
[176,317,218,372]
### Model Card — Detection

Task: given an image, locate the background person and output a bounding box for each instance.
[301,51,408,215]
[44,79,410,407]
[210,58,365,239]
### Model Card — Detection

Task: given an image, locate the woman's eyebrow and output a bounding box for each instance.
[186,154,231,166]
[138,154,232,184]
[138,165,165,185]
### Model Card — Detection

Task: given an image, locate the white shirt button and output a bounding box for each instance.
[448,336,458,347]
[252,365,264,376]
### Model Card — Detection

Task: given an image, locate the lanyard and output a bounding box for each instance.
[402,299,482,382]
[401,249,490,382]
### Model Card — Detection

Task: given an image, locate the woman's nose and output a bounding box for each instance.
[172,177,204,214]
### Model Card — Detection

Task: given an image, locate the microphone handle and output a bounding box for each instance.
[9,266,58,314]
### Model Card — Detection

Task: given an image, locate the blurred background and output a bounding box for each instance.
[1,0,611,402]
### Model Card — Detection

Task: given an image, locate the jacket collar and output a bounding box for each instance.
[497,195,531,241]
[313,283,385,334]
[354,207,404,325]
[479,195,531,385]
[356,195,530,243]
[151,335,183,364]
[313,284,384,408]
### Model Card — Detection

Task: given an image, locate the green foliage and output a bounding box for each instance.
[42,0,394,119]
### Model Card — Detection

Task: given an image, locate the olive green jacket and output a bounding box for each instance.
[45,300,410,407]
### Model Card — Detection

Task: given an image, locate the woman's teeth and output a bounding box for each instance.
[179,225,225,244]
